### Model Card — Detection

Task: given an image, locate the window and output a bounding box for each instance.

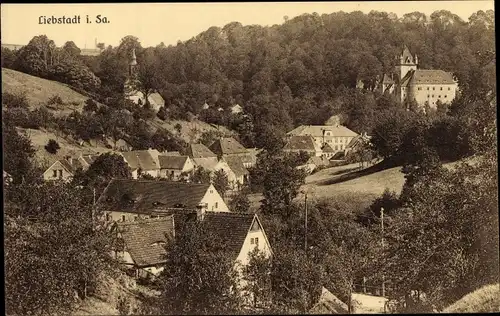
[254,237,259,245]
[433,87,435,90]
[134,216,138,221]
[122,215,126,222]
[445,95,447,98]
[427,95,430,98]
[59,170,63,178]
[53,170,57,178]
[432,95,434,98]
[418,87,422,90]
[106,214,110,221]
[210,190,213,193]
[335,145,339,150]
[440,87,443,90]
[215,202,218,209]
[448,87,451,91]
[250,238,255,245]
[427,87,429,90]
[439,95,441,98]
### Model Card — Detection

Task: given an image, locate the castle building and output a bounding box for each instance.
[380,46,459,109]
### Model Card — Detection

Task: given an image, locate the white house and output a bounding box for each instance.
[43,159,78,182]
[96,179,230,223]
[120,149,161,179]
[158,155,195,180]
[287,124,359,153]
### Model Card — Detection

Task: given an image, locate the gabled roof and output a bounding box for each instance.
[209,137,248,156]
[80,154,100,166]
[223,156,249,178]
[283,135,318,152]
[46,159,78,175]
[201,213,258,260]
[121,150,160,171]
[186,143,217,158]
[192,157,220,171]
[158,155,190,170]
[116,217,174,267]
[287,125,358,138]
[97,179,211,214]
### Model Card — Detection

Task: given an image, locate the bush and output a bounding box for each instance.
[2,92,30,109]
[47,95,63,106]
[83,98,99,112]
[45,139,61,154]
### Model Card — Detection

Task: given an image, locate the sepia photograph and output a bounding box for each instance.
[1,1,498,315]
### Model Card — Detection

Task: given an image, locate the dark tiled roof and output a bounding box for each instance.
[284,135,317,152]
[117,217,174,267]
[209,138,248,156]
[158,155,189,170]
[223,156,249,177]
[97,179,211,213]
[187,143,217,158]
[202,212,256,260]
[121,150,160,171]
[58,159,78,174]
[410,70,456,84]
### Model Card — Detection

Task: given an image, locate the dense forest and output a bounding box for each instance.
[1,10,495,150]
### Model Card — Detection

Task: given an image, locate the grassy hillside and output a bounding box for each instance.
[2,68,89,114]
[443,283,500,313]
[18,127,113,169]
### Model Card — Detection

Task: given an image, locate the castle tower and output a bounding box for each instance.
[396,45,417,81]
[129,48,137,77]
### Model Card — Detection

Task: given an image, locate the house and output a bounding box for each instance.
[231,104,243,115]
[42,158,82,182]
[75,153,100,170]
[106,138,132,151]
[220,156,249,189]
[111,216,174,278]
[120,149,161,179]
[283,135,321,157]
[287,125,359,154]
[379,45,459,109]
[158,155,195,180]
[345,133,372,156]
[97,179,230,222]
[202,102,210,110]
[209,137,256,168]
[186,143,218,159]
[321,143,336,159]
[110,210,272,285]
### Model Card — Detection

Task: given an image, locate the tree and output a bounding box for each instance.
[255,151,307,217]
[132,50,164,108]
[62,41,81,57]
[83,98,99,113]
[45,139,61,154]
[191,167,212,184]
[2,124,38,185]
[213,169,230,198]
[159,220,242,314]
[5,181,115,315]
[15,35,56,77]
[229,188,251,213]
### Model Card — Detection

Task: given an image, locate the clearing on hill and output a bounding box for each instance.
[2,67,89,114]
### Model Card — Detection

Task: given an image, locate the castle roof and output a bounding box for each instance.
[401,69,456,87]
[401,45,415,64]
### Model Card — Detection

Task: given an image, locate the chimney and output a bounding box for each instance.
[65,156,73,165]
[196,203,207,221]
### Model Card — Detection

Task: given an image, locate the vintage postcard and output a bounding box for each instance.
[2,1,497,315]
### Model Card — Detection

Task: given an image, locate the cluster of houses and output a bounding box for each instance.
[43,137,258,191]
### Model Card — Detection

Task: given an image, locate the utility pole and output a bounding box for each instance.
[381,207,386,298]
[304,192,308,253]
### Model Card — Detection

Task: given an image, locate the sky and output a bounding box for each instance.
[1,1,495,49]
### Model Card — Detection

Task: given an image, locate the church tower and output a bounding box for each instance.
[129,48,137,77]
[396,45,417,81]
